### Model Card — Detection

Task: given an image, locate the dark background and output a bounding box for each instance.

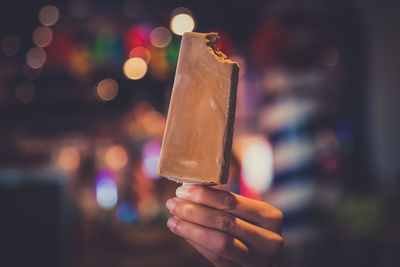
[0,0,399,266]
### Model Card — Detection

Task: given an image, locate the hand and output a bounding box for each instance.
[165,184,283,267]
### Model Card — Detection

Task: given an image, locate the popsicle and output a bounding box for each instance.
[157,32,239,185]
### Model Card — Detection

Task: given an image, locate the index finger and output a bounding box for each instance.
[175,185,283,233]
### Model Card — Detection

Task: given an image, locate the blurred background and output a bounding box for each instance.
[0,0,399,266]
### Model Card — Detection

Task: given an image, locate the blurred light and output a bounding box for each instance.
[262,70,287,94]
[96,78,118,101]
[68,45,90,76]
[96,178,118,209]
[15,81,35,104]
[274,140,315,173]
[39,5,60,26]
[141,139,162,179]
[265,182,315,213]
[124,25,151,53]
[117,202,137,224]
[1,35,20,56]
[320,151,339,172]
[128,46,151,63]
[26,47,46,69]
[149,48,169,80]
[58,146,80,171]
[150,27,172,48]
[170,13,195,36]
[258,100,316,133]
[319,45,339,67]
[137,196,159,220]
[241,139,273,192]
[123,57,147,80]
[142,110,166,134]
[105,145,128,170]
[32,26,53,47]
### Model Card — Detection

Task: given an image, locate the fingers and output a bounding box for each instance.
[186,239,240,267]
[167,216,250,265]
[175,185,283,233]
[166,197,283,254]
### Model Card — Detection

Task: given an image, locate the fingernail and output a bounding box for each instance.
[166,198,176,213]
[167,216,178,231]
[176,185,191,199]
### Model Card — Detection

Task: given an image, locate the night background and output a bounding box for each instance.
[0,0,399,266]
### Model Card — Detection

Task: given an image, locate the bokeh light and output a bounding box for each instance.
[123,57,147,80]
[26,47,46,69]
[32,26,53,47]
[96,78,119,101]
[170,13,195,36]
[142,110,166,135]
[141,139,162,179]
[39,5,60,26]
[15,81,35,104]
[241,139,274,193]
[1,35,20,56]
[150,27,172,48]
[117,202,137,224]
[128,46,151,63]
[273,140,315,173]
[105,145,128,170]
[58,146,80,171]
[96,178,118,209]
[124,25,152,53]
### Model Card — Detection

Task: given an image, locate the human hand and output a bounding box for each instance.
[165,184,283,267]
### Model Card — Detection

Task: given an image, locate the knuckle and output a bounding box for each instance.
[195,186,206,203]
[183,205,195,218]
[270,235,284,254]
[216,215,235,232]
[174,219,181,233]
[223,193,237,210]
[273,209,284,223]
[216,235,234,253]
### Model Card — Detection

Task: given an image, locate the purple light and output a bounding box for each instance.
[141,139,161,179]
[95,168,118,209]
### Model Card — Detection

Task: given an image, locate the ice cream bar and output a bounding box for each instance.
[157,32,239,185]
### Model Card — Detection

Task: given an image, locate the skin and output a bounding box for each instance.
[165,184,284,267]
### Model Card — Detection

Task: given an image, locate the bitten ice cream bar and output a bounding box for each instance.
[157,32,239,185]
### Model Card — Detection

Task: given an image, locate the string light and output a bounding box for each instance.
[150,27,172,48]
[105,145,128,170]
[142,139,162,179]
[39,5,60,26]
[123,57,147,80]
[26,47,46,69]
[58,146,80,171]
[128,47,151,63]
[241,139,274,193]
[170,13,195,36]
[32,26,53,47]
[96,177,118,209]
[96,78,118,101]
